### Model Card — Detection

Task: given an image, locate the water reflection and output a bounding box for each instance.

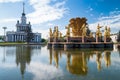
[48,48,113,75]
[1,45,120,80]
[66,52,88,75]
[16,45,32,77]
[117,47,120,57]
[2,47,6,63]
[16,45,41,78]
[1,45,41,80]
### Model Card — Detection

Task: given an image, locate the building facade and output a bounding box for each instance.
[6,3,41,43]
[110,34,117,43]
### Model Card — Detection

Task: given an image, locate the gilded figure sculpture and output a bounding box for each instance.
[53,26,59,38]
[81,24,87,36]
[104,26,111,38]
[90,32,93,38]
[96,24,102,37]
[49,28,53,38]
[59,32,62,38]
[66,26,70,37]
[107,27,110,37]
[69,17,87,37]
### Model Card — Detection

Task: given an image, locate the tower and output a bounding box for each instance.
[16,2,31,32]
[21,2,26,24]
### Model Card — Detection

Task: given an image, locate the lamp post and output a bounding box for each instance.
[2,27,7,42]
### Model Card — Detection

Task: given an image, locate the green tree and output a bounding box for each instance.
[86,25,91,36]
[25,26,34,44]
[0,36,3,40]
[117,30,120,42]
[41,38,47,43]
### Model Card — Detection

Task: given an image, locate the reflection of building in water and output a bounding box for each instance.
[53,50,59,68]
[16,46,32,78]
[117,47,120,57]
[96,51,102,71]
[48,48,112,75]
[49,49,52,64]
[2,45,41,79]
[66,52,88,75]
[2,46,16,63]
[96,51,111,70]
[49,49,63,68]
[2,47,6,63]
[104,51,111,67]
[113,44,118,51]
[16,45,41,77]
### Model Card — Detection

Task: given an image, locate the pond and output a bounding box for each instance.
[0,45,120,80]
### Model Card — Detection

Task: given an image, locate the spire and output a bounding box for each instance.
[21,2,26,24]
[22,2,25,16]
[23,2,25,13]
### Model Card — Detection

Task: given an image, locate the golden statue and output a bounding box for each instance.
[81,24,87,36]
[59,32,62,38]
[96,24,102,37]
[107,27,110,37]
[66,26,70,37]
[90,32,93,38]
[56,26,59,37]
[69,17,87,37]
[104,26,107,36]
[104,26,111,38]
[53,26,59,38]
[49,28,53,38]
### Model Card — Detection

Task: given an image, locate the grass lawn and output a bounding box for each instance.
[0,42,26,45]
[0,42,46,46]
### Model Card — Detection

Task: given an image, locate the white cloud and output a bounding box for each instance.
[0,0,23,3]
[27,62,63,80]
[33,29,49,39]
[90,8,93,11]
[0,18,17,23]
[47,23,54,26]
[86,6,93,13]
[90,14,93,16]
[27,0,68,24]
[89,10,120,33]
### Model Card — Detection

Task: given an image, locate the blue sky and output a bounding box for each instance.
[0,0,120,38]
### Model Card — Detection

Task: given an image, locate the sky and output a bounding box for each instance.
[0,0,120,38]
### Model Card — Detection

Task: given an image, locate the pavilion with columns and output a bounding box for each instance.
[6,3,41,43]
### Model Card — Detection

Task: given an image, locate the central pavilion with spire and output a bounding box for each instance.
[6,3,41,43]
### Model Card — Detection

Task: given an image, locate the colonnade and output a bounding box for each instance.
[7,33,41,43]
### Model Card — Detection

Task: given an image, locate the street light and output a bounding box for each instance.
[2,27,7,41]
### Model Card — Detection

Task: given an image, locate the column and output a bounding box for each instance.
[96,35,98,43]
[15,35,16,42]
[104,36,106,43]
[37,35,38,42]
[20,35,21,41]
[82,36,84,43]
[13,35,15,42]
[35,35,37,42]
[12,35,14,42]
[16,35,17,41]
[21,35,23,42]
